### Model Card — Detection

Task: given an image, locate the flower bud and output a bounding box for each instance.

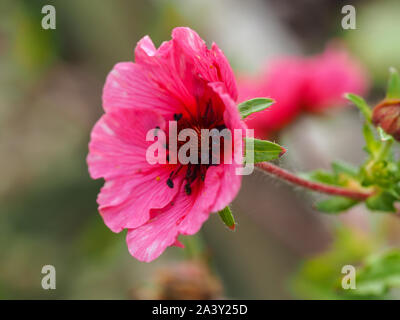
[372,99,400,141]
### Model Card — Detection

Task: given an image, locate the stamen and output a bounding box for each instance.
[204,100,211,119]
[173,113,183,121]
[184,183,192,195]
[163,98,225,196]
[170,164,184,180]
[166,178,174,188]
[200,166,206,181]
[186,164,193,179]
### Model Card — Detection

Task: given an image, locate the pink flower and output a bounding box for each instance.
[238,57,305,138]
[303,47,368,112]
[87,28,246,262]
[238,46,368,139]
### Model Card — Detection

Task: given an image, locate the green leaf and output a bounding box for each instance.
[291,228,373,299]
[351,250,400,297]
[377,126,393,141]
[218,206,235,230]
[316,196,358,214]
[363,123,381,155]
[332,160,359,177]
[245,138,285,163]
[345,93,372,122]
[387,67,400,99]
[238,98,274,119]
[302,170,339,186]
[365,191,396,212]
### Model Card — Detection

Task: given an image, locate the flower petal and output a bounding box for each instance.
[126,160,230,262]
[303,48,368,112]
[98,167,183,232]
[238,58,305,138]
[87,107,166,180]
[88,107,185,233]
[102,62,187,117]
[208,82,244,211]
[172,27,238,100]
[134,35,157,61]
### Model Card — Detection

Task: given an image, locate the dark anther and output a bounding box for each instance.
[184,183,192,195]
[186,165,193,178]
[166,178,174,188]
[204,101,211,119]
[166,154,170,162]
[200,173,205,181]
[173,113,183,121]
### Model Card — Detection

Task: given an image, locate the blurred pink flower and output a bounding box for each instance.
[87,27,245,262]
[303,48,368,112]
[238,46,368,139]
[238,57,305,138]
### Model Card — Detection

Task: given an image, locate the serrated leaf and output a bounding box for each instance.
[238,98,274,119]
[332,160,358,177]
[387,67,400,99]
[245,138,285,163]
[218,206,235,230]
[365,191,396,212]
[316,196,358,214]
[345,93,371,122]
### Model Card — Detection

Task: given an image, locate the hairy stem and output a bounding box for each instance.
[256,162,374,201]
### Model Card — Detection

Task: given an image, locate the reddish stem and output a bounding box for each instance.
[255,162,373,201]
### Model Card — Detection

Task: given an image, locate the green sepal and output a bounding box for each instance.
[238,98,274,119]
[377,126,393,141]
[218,206,235,230]
[244,138,285,163]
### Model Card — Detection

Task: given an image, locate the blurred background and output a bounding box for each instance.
[1,0,400,299]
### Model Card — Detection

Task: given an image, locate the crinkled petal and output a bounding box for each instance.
[134,35,157,61]
[208,82,244,211]
[87,107,167,179]
[88,107,184,233]
[98,167,183,232]
[102,62,187,117]
[211,42,238,100]
[126,163,223,262]
[172,27,238,100]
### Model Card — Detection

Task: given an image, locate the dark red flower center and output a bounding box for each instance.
[165,98,228,195]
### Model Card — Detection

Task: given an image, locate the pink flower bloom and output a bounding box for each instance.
[87,27,246,262]
[238,46,368,139]
[303,47,368,112]
[238,57,305,138]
